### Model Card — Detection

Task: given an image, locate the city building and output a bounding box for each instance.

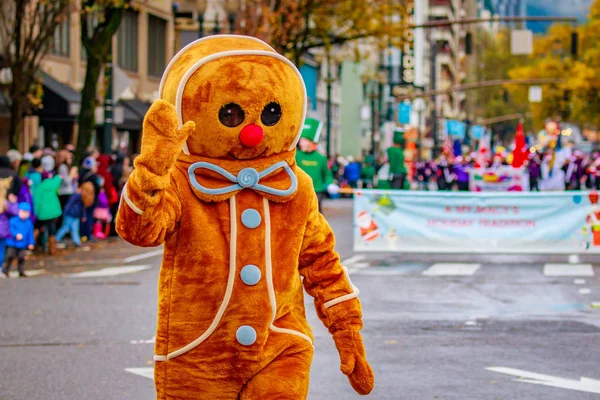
[0,0,175,153]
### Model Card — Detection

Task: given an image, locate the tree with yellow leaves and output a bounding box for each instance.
[235,0,409,65]
[508,1,600,130]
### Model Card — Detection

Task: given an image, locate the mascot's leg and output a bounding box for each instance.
[239,347,313,400]
[156,359,241,400]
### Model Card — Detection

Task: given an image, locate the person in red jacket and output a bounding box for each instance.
[96,155,119,207]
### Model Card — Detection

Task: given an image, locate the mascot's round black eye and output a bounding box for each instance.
[261,102,282,126]
[219,103,245,127]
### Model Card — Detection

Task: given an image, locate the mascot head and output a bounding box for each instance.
[159,35,307,161]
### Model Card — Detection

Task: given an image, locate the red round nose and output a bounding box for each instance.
[239,124,264,147]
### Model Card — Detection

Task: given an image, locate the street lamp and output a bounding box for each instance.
[197,0,207,38]
[226,1,238,33]
[316,51,343,158]
[362,71,385,161]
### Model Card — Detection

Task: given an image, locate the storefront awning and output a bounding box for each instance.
[116,98,151,131]
[42,72,81,117]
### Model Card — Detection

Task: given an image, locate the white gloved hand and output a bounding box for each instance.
[327,184,340,195]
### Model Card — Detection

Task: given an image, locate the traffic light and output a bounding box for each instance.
[465,32,473,55]
[571,32,578,57]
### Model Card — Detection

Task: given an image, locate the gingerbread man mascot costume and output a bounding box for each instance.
[117,35,374,399]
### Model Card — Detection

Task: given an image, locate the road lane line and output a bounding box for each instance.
[574,279,586,285]
[486,367,600,394]
[341,255,366,266]
[67,265,151,278]
[124,249,164,263]
[544,264,594,277]
[579,288,591,295]
[423,263,481,276]
[125,368,154,380]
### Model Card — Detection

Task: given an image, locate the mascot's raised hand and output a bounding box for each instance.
[136,100,195,181]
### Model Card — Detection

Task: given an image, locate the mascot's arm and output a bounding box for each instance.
[298,192,374,395]
[116,100,195,247]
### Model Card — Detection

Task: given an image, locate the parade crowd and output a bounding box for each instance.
[325,149,600,193]
[0,145,132,277]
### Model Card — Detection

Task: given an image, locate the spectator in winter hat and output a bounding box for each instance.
[6,150,22,171]
[41,155,55,174]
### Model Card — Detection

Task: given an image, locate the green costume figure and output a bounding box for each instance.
[387,128,407,190]
[295,118,338,212]
[361,155,376,189]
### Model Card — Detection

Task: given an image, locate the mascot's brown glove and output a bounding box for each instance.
[136,99,195,181]
[332,328,375,395]
[130,99,195,205]
[117,99,195,247]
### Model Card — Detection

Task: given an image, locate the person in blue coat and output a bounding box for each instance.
[2,203,35,278]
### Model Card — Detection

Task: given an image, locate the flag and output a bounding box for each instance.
[453,139,462,157]
[511,122,527,168]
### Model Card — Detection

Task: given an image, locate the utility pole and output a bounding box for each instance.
[325,56,332,158]
[370,90,376,160]
[430,41,438,154]
[103,44,113,154]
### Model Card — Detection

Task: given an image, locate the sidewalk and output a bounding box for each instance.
[23,238,162,275]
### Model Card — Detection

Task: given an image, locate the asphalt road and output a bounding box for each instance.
[0,199,599,400]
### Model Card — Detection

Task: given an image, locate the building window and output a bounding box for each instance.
[51,15,70,57]
[117,10,139,72]
[147,15,167,77]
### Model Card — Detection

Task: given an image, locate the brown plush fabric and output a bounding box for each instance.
[117,35,373,399]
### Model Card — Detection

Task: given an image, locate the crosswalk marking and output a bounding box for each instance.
[67,265,151,278]
[543,264,595,277]
[342,254,366,266]
[124,249,164,263]
[422,263,481,276]
[352,264,424,276]
[125,367,154,380]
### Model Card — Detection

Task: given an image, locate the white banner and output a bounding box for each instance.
[354,190,600,254]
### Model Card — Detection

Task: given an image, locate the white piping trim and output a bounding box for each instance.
[323,266,360,309]
[154,196,238,361]
[121,182,143,215]
[174,50,308,153]
[263,198,313,346]
[158,35,275,99]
